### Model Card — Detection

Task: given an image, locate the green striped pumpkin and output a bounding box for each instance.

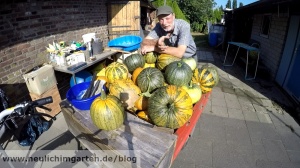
[144,52,158,64]
[137,67,165,96]
[194,67,216,94]
[90,90,125,130]
[156,54,180,71]
[124,53,145,73]
[200,64,219,86]
[105,62,128,83]
[165,61,192,87]
[148,85,193,129]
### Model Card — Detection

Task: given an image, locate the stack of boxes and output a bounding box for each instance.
[23,64,61,120]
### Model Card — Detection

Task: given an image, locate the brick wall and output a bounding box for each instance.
[250,14,288,79]
[0,0,109,105]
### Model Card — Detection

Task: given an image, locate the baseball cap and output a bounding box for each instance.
[156,5,173,16]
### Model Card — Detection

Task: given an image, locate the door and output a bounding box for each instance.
[276,16,300,103]
[283,30,300,102]
[107,1,140,40]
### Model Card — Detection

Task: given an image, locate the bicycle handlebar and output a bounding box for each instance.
[30,96,53,107]
[0,96,53,122]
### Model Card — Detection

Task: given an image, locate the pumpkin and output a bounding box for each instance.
[131,67,144,85]
[148,85,193,129]
[134,95,149,111]
[143,63,155,68]
[93,60,106,75]
[194,67,215,94]
[200,64,219,86]
[96,67,106,76]
[165,61,193,87]
[105,62,128,83]
[90,90,125,130]
[144,52,158,64]
[137,111,152,123]
[182,82,202,104]
[124,53,145,73]
[182,57,197,71]
[156,54,180,71]
[136,67,165,97]
[108,79,141,112]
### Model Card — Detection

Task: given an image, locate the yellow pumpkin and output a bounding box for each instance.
[90,91,125,130]
[182,83,202,104]
[143,63,155,68]
[137,111,152,123]
[105,62,128,83]
[108,79,141,113]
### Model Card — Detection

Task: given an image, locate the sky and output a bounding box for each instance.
[214,0,258,8]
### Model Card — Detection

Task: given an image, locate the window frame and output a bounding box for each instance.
[260,14,272,38]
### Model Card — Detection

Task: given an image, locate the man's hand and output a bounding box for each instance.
[141,38,157,55]
[157,35,170,51]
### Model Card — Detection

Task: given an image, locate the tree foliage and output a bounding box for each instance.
[232,0,237,9]
[176,0,214,32]
[152,0,188,22]
[239,2,244,7]
[226,0,232,9]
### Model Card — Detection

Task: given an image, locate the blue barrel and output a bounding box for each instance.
[209,32,218,47]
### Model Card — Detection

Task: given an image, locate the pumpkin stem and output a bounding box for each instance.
[100,89,107,100]
[141,91,152,98]
[189,80,193,87]
[177,62,182,67]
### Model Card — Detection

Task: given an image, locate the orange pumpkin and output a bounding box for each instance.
[131,67,144,85]
[134,95,149,111]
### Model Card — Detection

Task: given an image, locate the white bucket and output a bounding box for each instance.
[82,33,96,43]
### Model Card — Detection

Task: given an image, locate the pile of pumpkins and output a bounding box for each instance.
[90,52,219,131]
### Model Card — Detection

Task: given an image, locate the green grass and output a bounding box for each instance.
[191,32,209,48]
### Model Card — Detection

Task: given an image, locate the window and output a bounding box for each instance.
[260,15,271,37]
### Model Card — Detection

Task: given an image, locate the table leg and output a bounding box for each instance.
[245,52,260,80]
[223,45,240,66]
[223,44,230,65]
[72,75,77,85]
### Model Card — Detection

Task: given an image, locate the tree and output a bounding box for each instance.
[152,0,188,22]
[239,2,244,7]
[219,5,224,10]
[175,0,214,32]
[226,0,232,9]
[232,0,237,9]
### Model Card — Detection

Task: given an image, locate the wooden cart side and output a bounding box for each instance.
[60,101,177,168]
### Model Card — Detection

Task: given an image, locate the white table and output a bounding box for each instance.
[223,42,260,80]
[53,51,118,84]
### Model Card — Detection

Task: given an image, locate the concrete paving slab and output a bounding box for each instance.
[246,120,281,140]
[262,139,290,162]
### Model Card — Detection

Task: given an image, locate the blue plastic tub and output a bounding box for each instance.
[66,81,104,110]
[108,35,142,48]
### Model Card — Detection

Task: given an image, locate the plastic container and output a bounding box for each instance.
[66,81,104,110]
[69,70,93,87]
[209,32,218,47]
[108,35,142,48]
[82,33,96,43]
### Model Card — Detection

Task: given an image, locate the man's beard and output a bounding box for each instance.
[163,21,175,32]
